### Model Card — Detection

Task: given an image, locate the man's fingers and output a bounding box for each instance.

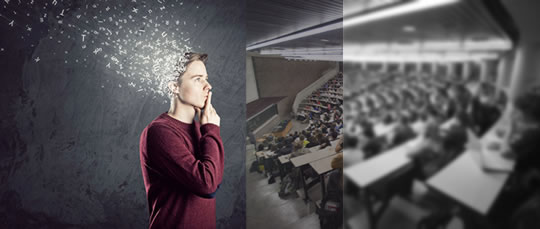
[206,91,212,107]
[194,107,201,119]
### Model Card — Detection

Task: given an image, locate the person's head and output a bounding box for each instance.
[167,52,211,109]
[331,153,343,171]
[293,142,303,151]
[513,87,540,131]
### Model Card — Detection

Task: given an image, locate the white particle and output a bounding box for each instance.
[34,57,40,62]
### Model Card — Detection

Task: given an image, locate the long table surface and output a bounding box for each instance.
[344,135,425,188]
[427,118,513,215]
[291,148,336,167]
[310,155,337,175]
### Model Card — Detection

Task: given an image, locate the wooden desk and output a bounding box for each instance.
[344,135,424,187]
[291,149,336,168]
[278,154,291,164]
[291,149,336,202]
[427,121,513,216]
[310,155,338,198]
[311,155,336,176]
[255,150,274,160]
[344,135,424,229]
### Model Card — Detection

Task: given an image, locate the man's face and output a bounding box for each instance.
[177,60,212,109]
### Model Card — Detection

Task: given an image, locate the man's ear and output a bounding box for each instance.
[168,81,179,94]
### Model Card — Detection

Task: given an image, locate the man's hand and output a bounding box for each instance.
[197,92,220,126]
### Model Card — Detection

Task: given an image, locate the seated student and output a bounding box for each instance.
[408,111,468,180]
[318,133,332,150]
[329,128,339,141]
[277,141,293,156]
[362,135,386,160]
[391,115,417,147]
[335,137,343,154]
[297,110,307,121]
[318,153,344,229]
[306,134,320,148]
[291,141,312,158]
[299,135,309,148]
[477,87,540,228]
[284,134,294,145]
[279,142,313,197]
[257,143,265,152]
[469,82,502,136]
[320,123,328,134]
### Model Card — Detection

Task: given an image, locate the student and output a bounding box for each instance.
[318,153,344,229]
[318,133,332,150]
[469,82,502,136]
[139,53,223,229]
[480,87,540,228]
[391,115,417,147]
[279,142,312,198]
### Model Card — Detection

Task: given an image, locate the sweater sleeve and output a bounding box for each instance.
[147,123,224,196]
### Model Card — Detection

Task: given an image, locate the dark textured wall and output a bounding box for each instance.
[0,0,245,228]
[253,57,335,118]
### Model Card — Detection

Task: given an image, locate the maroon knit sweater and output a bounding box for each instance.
[139,113,224,229]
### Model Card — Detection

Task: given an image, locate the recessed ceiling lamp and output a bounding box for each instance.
[344,0,460,28]
[402,25,416,32]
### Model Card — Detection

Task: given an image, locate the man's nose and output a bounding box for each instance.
[206,82,212,91]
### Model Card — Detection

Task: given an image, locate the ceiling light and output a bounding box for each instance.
[344,0,460,28]
[402,25,416,32]
[343,52,498,63]
[246,21,342,51]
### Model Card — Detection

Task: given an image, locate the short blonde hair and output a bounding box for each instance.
[174,52,208,83]
[331,153,343,169]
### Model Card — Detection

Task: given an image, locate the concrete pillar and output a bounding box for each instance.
[462,61,471,80]
[480,60,489,82]
[398,62,405,73]
[381,62,388,72]
[496,52,514,90]
[508,42,540,101]
[447,62,455,77]
[416,62,422,74]
[361,62,367,71]
[431,62,437,75]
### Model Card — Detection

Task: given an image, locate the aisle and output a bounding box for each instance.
[245,120,321,229]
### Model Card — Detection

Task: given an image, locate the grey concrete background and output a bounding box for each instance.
[0,0,245,228]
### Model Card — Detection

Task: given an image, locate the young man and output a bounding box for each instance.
[139,53,224,229]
